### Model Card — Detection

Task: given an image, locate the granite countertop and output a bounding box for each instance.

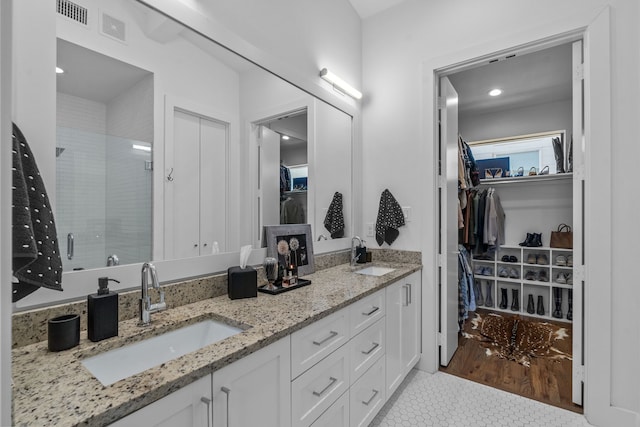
[12,261,421,426]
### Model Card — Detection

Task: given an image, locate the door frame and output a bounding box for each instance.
[419,7,633,425]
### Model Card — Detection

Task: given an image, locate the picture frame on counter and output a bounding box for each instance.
[263,224,315,276]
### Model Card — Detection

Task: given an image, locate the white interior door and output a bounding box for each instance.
[571,39,584,406]
[199,118,227,254]
[259,126,281,243]
[172,110,201,260]
[439,76,460,366]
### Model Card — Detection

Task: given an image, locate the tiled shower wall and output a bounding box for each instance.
[55,74,153,271]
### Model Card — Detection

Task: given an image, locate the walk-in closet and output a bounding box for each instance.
[437,39,584,412]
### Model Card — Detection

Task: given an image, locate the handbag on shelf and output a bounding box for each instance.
[550,224,573,249]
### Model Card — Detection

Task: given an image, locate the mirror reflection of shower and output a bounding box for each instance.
[56,38,153,271]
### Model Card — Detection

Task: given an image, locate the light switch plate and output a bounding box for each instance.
[366,223,375,237]
[402,207,411,222]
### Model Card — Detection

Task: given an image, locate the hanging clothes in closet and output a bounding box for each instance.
[457,245,476,326]
[459,187,505,255]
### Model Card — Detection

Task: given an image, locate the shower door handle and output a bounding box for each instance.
[67,233,74,260]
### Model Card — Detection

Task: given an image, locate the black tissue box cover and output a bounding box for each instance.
[227,266,257,299]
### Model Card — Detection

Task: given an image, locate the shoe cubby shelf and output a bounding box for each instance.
[472,246,574,322]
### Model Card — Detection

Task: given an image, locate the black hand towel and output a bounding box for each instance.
[12,123,63,302]
[323,192,344,239]
[375,189,405,246]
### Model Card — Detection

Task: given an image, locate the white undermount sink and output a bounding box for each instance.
[81,319,244,386]
[355,266,396,276]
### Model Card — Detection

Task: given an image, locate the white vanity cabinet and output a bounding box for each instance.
[110,375,212,427]
[211,335,291,427]
[385,271,421,397]
[111,336,290,427]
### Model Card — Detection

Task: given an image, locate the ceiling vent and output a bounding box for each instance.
[57,0,88,26]
[101,13,127,43]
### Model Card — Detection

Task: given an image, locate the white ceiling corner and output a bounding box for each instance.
[348,0,407,19]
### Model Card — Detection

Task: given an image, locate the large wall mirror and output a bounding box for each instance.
[13,0,354,308]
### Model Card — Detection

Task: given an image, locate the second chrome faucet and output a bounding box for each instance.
[139,262,166,326]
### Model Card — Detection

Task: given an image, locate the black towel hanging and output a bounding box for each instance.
[323,192,345,239]
[375,189,405,246]
[12,123,63,302]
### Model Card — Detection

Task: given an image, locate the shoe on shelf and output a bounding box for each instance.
[509,255,518,263]
[539,165,550,175]
[528,167,537,176]
[538,270,549,282]
[566,274,573,285]
[509,268,520,279]
[501,255,511,262]
[567,255,573,267]
[524,270,536,281]
[537,254,549,265]
[474,266,484,275]
[519,233,534,247]
[528,233,543,247]
[483,267,493,276]
[555,255,567,266]
[498,267,509,278]
[526,253,537,264]
[556,272,567,284]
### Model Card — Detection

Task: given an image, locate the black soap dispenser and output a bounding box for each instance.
[87,277,120,342]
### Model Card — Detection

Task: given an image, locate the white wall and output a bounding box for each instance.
[459,99,572,143]
[362,0,640,423]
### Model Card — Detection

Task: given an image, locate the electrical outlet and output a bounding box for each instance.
[402,206,411,222]
[366,223,375,237]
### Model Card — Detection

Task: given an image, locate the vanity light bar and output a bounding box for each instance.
[319,68,363,100]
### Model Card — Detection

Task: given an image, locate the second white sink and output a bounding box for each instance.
[82,319,244,386]
[355,266,396,276]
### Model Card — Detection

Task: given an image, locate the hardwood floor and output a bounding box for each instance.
[439,308,583,414]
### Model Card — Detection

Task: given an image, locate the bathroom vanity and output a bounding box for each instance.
[12,260,421,426]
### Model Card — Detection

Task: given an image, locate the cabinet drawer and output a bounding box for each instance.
[349,289,385,336]
[349,317,385,384]
[291,309,349,379]
[309,390,349,427]
[291,345,349,427]
[350,355,386,427]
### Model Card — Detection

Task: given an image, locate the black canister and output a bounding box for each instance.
[356,246,367,264]
[48,314,80,352]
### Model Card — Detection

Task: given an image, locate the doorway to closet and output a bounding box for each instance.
[437,37,584,412]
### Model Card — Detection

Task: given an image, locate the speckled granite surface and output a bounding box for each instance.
[12,259,421,427]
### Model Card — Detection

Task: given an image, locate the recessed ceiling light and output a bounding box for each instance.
[56,67,65,74]
[282,135,290,140]
[489,88,502,97]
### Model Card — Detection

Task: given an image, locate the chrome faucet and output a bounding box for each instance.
[351,236,363,267]
[139,262,166,326]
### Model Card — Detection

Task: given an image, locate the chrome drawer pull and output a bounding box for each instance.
[362,389,379,406]
[361,342,379,355]
[221,387,231,427]
[200,397,212,427]
[362,306,379,316]
[313,330,338,346]
[312,377,337,397]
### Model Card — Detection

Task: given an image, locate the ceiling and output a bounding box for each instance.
[348,0,407,19]
[447,43,573,116]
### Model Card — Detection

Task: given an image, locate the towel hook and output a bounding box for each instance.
[167,168,174,182]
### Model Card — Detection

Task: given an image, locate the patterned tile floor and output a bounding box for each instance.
[371,370,594,427]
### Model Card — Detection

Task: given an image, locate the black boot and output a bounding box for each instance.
[474,280,484,307]
[537,295,545,316]
[484,282,494,307]
[567,135,573,173]
[526,294,535,314]
[528,233,543,247]
[552,137,565,173]
[511,289,520,311]
[567,289,573,320]
[519,233,533,247]
[499,288,508,309]
[552,288,563,318]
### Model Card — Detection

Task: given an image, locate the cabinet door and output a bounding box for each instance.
[350,355,386,427]
[172,110,202,259]
[385,280,404,397]
[310,391,349,427]
[211,336,291,427]
[110,375,211,427]
[402,272,421,374]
